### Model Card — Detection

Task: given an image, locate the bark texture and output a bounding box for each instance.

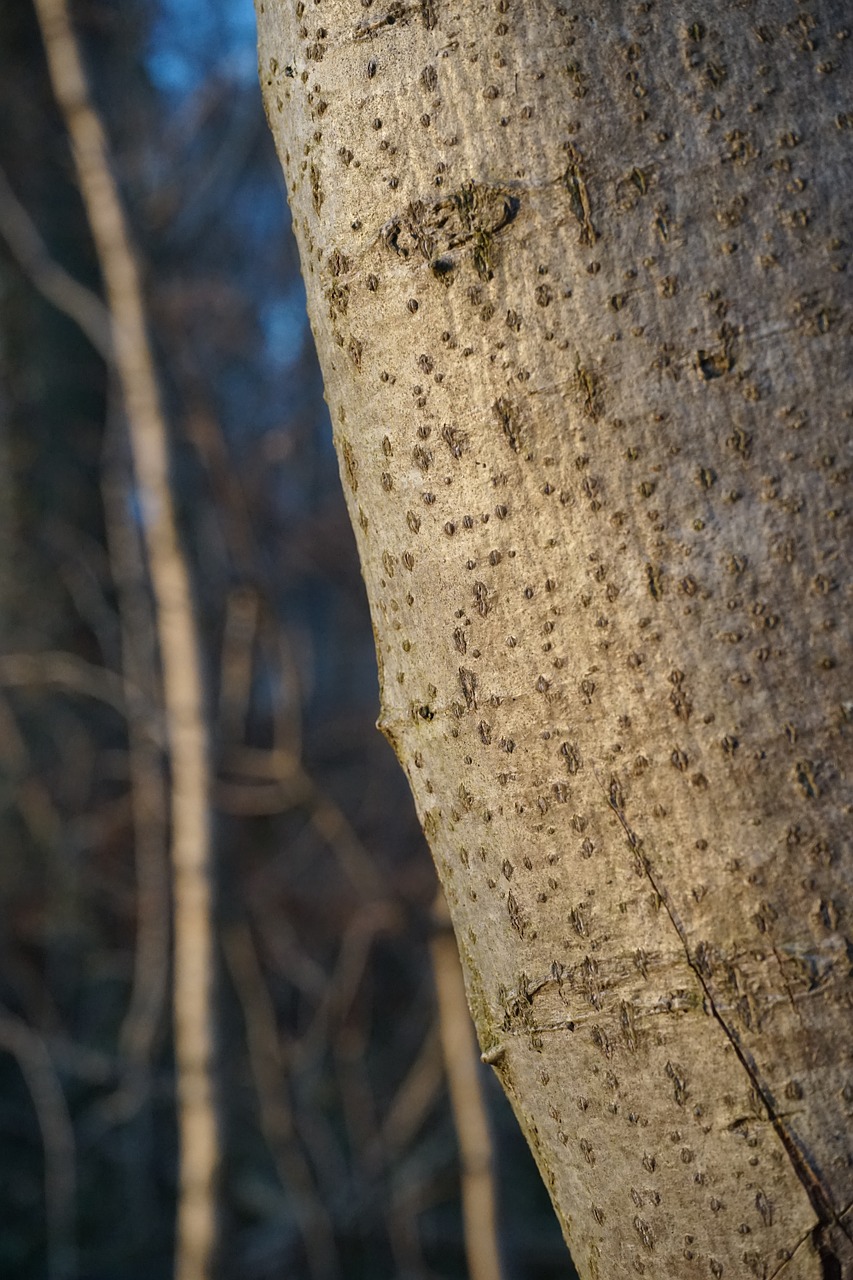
[256,3,853,1276]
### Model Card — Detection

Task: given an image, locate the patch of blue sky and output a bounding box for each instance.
[146,0,258,97]
[262,287,308,368]
[231,174,289,247]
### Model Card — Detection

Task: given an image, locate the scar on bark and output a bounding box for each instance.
[562,144,597,246]
[355,0,438,40]
[493,397,524,453]
[382,180,520,279]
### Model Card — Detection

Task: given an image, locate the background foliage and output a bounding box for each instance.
[0,2,572,1277]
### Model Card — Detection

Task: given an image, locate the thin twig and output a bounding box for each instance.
[0,649,129,714]
[0,1011,77,1280]
[430,892,505,1280]
[32,3,219,1277]
[0,162,112,357]
[101,415,170,1070]
[0,691,62,849]
[219,746,386,900]
[181,395,304,765]
[217,585,261,749]
[296,901,402,1069]
[224,922,341,1280]
[379,1021,445,1157]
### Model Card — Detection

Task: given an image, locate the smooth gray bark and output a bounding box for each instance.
[257,3,853,1276]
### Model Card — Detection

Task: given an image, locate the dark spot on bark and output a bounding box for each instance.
[696,349,733,379]
[493,396,524,452]
[459,667,478,709]
[473,580,493,617]
[795,759,820,799]
[646,563,664,599]
[310,164,324,215]
[341,439,358,492]
[562,143,597,245]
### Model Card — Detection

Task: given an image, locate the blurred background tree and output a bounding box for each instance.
[0,2,573,1277]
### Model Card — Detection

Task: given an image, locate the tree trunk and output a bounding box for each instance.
[256,3,852,1276]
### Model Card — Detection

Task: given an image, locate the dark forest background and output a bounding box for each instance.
[0,2,572,1277]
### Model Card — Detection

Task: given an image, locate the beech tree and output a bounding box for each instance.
[256,3,852,1276]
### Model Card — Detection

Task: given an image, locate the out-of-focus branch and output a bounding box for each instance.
[220,749,386,900]
[101,420,170,1072]
[430,892,505,1280]
[297,901,402,1069]
[0,1011,76,1280]
[218,584,260,750]
[0,649,129,715]
[379,1021,444,1158]
[32,3,219,1278]
[181,396,304,766]
[0,163,112,357]
[0,691,62,850]
[224,922,341,1280]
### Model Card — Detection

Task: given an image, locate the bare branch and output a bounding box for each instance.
[430,892,505,1280]
[0,649,129,715]
[32,2,219,1276]
[0,1011,77,1280]
[101,425,170,1070]
[0,163,111,357]
[224,922,341,1280]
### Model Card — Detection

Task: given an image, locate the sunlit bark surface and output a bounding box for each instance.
[257,3,853,1275]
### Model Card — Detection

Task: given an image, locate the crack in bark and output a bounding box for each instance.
[767,1229,816,1280]
[601,772,844,1278]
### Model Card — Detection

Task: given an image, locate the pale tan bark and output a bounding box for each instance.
[257,3,852,1276]
[34,2,219,1277]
